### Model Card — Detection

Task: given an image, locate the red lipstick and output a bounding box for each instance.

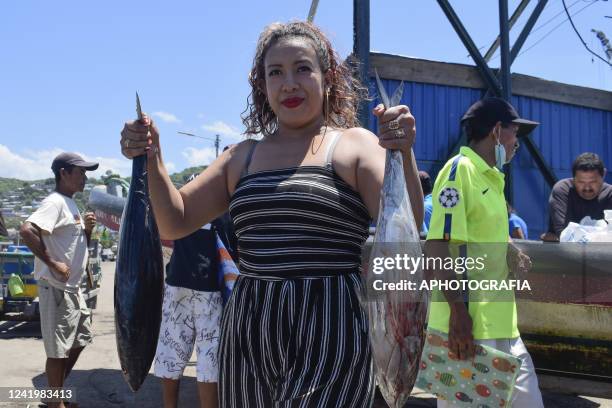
[281,97,304,108]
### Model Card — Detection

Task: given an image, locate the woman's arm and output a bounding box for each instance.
[349,104,424,226]
[374,104,423,227]
[120,115,234,240]
[346,132,423,226]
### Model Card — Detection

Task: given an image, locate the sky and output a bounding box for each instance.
[0,0,610,180]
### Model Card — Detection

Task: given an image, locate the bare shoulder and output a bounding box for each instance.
[336,127,384,164]
[331,127,383,191]
[341,127,379,144]
[225,139,257,167]
[334,127,380,156]
[226,138,259,194]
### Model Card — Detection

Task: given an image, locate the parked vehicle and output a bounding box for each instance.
[0,240,102,321]
[101,248,116,262]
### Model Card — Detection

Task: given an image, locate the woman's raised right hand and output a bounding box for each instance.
[120,113,160,159]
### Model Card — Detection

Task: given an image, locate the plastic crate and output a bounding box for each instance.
[1,253,35,276]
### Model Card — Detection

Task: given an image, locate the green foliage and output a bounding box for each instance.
[4,217,22,231]
[99,228,113,249]
[0,177,30,196]
[0,166,204,225]
[169,166,207,187]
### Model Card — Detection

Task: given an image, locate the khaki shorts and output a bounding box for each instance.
[38,281,93,358]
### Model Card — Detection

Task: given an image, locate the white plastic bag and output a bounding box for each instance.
[560,216,612,243]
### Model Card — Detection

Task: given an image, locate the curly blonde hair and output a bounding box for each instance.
[242,21,367,137]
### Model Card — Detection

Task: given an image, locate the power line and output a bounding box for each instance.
[177,131,222,157]
[517,1,596,58]
[490,0,598,61]
[483,0,583,61]
[529,0,584,36]
[562,0,612,66]
[177,131,216,142]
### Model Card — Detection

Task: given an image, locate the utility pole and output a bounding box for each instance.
[353,0,370,129]
[215,134,220,158]
[499,0,514,202]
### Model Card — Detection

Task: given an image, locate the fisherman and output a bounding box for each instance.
[121,20,423,407]
[20,152,98,408]
[426,97,544,407]
[419,170,433,236]
[542,152,612,241]
[153,173,223,408]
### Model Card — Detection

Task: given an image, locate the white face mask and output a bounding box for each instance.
[494,127,507,170]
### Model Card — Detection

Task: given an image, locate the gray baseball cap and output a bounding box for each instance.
[51,152,99,172]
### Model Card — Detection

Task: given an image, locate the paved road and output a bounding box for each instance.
[0,262,610,407]
[0,261,198,407]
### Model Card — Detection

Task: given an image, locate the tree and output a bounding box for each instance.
[100,228,113,249]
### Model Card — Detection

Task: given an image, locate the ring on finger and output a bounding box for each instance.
[125,139,130,148]
[394,129,405,139]
[387,119,400,131]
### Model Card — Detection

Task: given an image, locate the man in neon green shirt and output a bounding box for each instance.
[426,98,544,407]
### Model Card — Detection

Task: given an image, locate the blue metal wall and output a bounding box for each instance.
[368,78,612,239]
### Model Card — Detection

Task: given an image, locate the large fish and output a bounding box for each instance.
[114,93,164,391]
[364,72,429,407]
[0,212,7,236]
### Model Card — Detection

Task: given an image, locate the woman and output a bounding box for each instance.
[121,21,423,407]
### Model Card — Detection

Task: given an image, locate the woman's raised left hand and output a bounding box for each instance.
[373,104,416,153]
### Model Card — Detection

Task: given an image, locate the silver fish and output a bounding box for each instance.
[365,70,429,407]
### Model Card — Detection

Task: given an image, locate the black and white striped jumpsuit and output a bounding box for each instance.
[220,134,375,407]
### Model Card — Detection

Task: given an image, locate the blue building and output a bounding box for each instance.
[369,53,612,239]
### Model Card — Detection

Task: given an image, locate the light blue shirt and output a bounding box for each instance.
[421,193,433,235]
[509,213,529,239]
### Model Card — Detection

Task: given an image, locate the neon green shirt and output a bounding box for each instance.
[426,146,519,339]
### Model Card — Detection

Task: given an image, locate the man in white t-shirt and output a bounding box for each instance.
[20,152,98,408]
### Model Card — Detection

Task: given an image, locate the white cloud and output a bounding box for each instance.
[0,145,61,180]
[86,156,133,179]
[201,121,242,140]
[165,162,176,173]
[153,111,181,124]
[0,144,133,180]
[182,147,217,167]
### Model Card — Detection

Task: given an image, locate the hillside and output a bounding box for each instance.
[169,166,207,187]
[0,165,208,234]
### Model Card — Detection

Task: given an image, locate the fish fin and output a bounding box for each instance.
[390,81,404,107]
[374,69,390,109]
